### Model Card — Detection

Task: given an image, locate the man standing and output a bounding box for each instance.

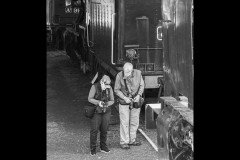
[114,62,144,149]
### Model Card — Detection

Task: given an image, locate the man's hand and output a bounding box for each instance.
[123,97,132,104]
[99,101,104,107]
[133,95,140,102]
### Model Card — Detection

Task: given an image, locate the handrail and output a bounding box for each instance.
[111,13,116,65]
[157,26,162,40]
[86,12,90,47]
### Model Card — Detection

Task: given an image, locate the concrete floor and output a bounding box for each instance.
[47,51,160,160]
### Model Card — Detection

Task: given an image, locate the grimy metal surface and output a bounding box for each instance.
[161,0,193,108]
[157,97,193,160]
[88,0,164,75]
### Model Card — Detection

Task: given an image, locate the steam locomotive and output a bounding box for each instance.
[46,0,194,159]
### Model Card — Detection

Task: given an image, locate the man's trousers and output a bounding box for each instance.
[119,104,141,145]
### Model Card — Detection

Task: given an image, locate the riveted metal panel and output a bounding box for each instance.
[89,0,115,65]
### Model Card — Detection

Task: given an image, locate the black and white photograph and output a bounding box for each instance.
[47,0,194,159]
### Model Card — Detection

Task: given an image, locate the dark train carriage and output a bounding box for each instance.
[155,0,193,159]
[87,0,164,93]
[161,0,194,108]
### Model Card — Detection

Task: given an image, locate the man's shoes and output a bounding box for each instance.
[129,141,142,146]
[100,146,110,153]
[90,149,96,156]
[120,144,130,149]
